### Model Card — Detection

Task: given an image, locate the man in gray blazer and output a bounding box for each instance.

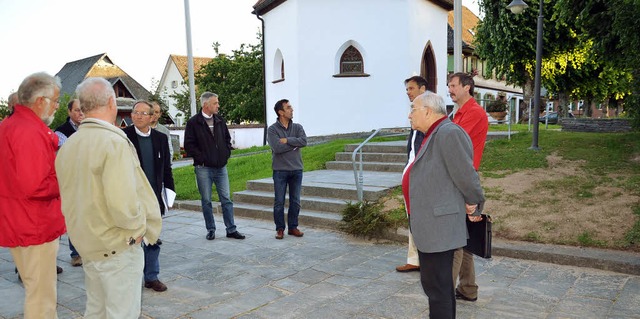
[403,92,484,319]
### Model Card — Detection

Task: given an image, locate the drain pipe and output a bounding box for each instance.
[254,11,268,146]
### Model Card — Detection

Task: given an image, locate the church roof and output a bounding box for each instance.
[253,0,454,15]
[169,55,213,80]
[447,5,480,52]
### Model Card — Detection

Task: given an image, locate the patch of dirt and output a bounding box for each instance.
[382,154,640,252]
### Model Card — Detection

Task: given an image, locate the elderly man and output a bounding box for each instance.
[56,77,162,319]
[448,72,489,303]
[184,92,245,241]
[404,92,484,319]
[0,72,67,319]
[54,98,84,266]
[123,100,175,292]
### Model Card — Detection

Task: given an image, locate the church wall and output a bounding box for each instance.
[264,0,299,128]
[262,0,451,136]
[408,0,451,100]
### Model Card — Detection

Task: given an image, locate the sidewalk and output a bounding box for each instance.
[0,209,638,318]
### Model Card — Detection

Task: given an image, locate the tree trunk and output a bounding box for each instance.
[558,92,569,117]
[522,77,534,123]
[584,98,593,117]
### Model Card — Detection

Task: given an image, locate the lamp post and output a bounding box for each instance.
[508,0,543,151]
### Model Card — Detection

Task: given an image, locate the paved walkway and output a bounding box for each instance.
[1,210,639,319]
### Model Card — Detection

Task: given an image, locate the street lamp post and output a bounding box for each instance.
[508,0,543,151]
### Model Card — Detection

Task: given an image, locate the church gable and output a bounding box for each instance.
[253,0,453,14]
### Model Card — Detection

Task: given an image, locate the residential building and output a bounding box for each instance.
[157,55,213,126]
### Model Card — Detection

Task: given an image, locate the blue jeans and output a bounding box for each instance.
[143,244,160,282]
[273,170,303,231]
[69,238,79,258]
[195,165,237,234]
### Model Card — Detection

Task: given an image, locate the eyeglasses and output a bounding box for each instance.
[132,111,151,116]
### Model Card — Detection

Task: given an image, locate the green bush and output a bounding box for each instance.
[340,201,393,239]
[486,100,507,112]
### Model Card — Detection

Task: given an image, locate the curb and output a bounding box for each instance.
[174,200,640,276]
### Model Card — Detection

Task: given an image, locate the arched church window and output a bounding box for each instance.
[340,46,364,74]
[272,49,285,83]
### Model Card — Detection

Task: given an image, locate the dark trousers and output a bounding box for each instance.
[418,249,456,319]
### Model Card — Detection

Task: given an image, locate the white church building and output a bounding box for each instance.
[253,0,454,136]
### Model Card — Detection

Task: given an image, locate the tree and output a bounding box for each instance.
[196,35,264,124]
[475,0,563,107]
[49,93,73,129]
[170,86,193,121]
[476,0,634,120]
[169,35,264,124]
[554,0,639,126]
[0,97,10,119]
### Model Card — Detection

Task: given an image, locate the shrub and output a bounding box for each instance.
[486,100,507,112]
[340,201,393,239]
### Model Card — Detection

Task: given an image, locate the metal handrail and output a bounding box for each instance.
[351,128,407,202]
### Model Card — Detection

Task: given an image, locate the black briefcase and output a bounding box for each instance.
[464,214,492,258]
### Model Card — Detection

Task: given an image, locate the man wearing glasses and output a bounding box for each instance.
[123,101,175,292]
[0,72,66,319]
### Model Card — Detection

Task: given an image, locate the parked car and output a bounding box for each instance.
[539,112,574,124]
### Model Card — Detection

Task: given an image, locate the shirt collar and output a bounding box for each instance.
[134,125,151,137]
[201,111,213,119]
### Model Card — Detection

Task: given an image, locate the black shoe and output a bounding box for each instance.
[206,231,215,240]
[56,266,63,274]
[455,290,477,302]
[226,231,245,239]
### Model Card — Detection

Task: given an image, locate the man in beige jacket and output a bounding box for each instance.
[56,77,162,319]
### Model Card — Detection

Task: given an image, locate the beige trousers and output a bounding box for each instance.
[83,245,144,319]
[452,248,478,298]
[406,232,420,266]
[10,239,60,319]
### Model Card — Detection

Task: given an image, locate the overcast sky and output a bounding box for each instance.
[0,0,480,100]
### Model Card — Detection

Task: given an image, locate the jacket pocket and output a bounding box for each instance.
[433,204,458,217]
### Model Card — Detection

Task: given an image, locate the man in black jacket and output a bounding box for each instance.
[184,92,245,241]
[123,100,175,292]
[54,99,84,267]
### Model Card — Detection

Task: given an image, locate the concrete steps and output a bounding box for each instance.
[233,203,343,230]
[325,160,405,172]
[233,189,348,213]
[230,141,408,228]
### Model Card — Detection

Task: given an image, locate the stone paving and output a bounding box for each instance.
[1,209,639,319]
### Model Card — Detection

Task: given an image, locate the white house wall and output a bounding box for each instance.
[262,0,450,136]
[264,0,299,128]
[409,0,450,99]
[159,61,186,125]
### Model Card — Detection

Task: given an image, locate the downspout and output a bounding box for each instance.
[254,11,268,146]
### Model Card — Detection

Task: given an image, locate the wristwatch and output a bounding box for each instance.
[128,237,137,245]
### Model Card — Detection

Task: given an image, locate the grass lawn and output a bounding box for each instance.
[172,128,640,251]
[173,135,407,201]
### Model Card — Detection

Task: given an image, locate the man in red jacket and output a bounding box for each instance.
[448,72,489,303]
[0,72,67,319]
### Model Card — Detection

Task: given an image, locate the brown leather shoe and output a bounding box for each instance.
[70,256,83,267]
[395,264,420,272]
[144,280,168,292]
[288,228,304,237]
[275,229,284,239]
